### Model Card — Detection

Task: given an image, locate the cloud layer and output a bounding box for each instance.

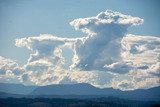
[0,10,159,90]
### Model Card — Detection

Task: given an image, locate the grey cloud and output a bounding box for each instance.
[137,65,149,70]
[0,69,6,75]
[104,62,133,74]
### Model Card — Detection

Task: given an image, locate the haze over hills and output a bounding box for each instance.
[0,83,160,101]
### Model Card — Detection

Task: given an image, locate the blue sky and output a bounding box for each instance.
[0,0,160,90]
[0,0,160,65]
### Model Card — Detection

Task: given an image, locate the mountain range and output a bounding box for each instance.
[0,83,160,101]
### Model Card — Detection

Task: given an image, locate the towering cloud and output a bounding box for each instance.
[15,34,70,85]
[70,10,143,71]
[0,10,159,90]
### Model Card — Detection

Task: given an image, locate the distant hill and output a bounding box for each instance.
[0,91,25,98]
[30,83,160,101]
[0,83,160,101]
[118,86,160,101]
[0,83,37,95]
[30,83,120,95]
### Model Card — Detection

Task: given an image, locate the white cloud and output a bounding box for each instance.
[24,68,114,88]
[16,35,72,74]
[0,56,24,75]
[15,34,69,85]
[111,71,160,90]
[15,34,66,63]
[17,33,159,90]
[121,34,160,65]
[70,10,143,34]
[0,56,25,83]
[0,10,159,90]
[70,10,143,71]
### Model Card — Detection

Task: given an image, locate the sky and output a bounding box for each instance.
[0,0,160,90]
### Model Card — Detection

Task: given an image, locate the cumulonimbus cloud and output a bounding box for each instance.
[70,10,143,71]
[0,10,159,90]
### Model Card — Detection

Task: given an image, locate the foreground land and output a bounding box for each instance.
[0,97,160,107]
